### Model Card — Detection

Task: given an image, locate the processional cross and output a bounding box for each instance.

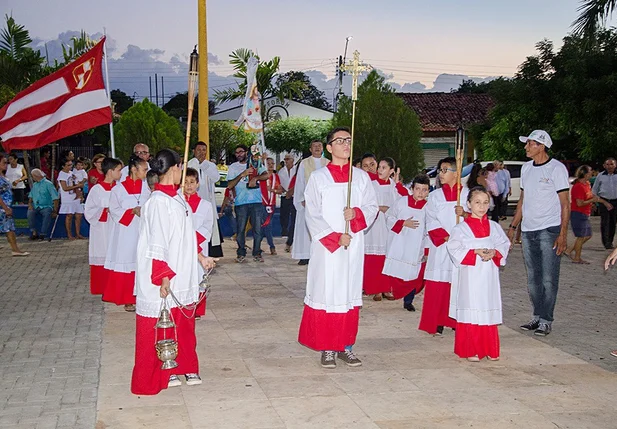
[339,51,372,241]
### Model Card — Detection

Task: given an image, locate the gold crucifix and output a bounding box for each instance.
[339,50,371,244]
[340,50,372,101]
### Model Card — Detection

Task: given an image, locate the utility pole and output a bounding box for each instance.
[161,75,165,107]
[149,76,152,101]
[198,0,210,158]
[155,73,159,106]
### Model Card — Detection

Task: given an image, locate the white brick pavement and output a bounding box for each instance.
[0,239,101,429]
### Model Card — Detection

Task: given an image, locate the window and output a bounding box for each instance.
[506,164,522,179]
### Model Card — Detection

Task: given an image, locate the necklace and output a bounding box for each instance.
[171,194,189,216]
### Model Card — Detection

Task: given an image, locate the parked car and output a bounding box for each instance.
[479,161,525,206]
[214,169,227,207]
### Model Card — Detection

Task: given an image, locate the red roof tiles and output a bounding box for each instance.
[396,93,494,132]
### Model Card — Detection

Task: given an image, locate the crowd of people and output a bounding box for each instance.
[4,126,617,392]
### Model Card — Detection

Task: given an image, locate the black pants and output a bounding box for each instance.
[280,197,296,245]
[500,195,509,217]
[599,199,617,248]
[491,195,503,222]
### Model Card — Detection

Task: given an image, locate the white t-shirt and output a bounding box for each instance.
[520,158,570,232]
[73,169,88,185]
[57,170,77,203]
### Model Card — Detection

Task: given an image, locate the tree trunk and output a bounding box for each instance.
[21,150,33,188]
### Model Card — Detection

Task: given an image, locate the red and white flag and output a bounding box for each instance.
[0,37,112,152]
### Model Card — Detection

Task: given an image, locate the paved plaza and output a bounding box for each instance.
[1,217,617,428]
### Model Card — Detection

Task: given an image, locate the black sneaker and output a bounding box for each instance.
[29,233,39,241]
[520,319,540,331]
[298,259,309,266]
[337,350,362,367]
[435,326,444,336]
[320,351,336,368]
[403,303,416,312]
[534,323,551,336]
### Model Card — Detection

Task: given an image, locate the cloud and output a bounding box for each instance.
[208,53,223,65]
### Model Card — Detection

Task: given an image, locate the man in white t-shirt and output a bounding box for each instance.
[507,130,570,337]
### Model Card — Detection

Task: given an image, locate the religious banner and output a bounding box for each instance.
[234,56,263,134]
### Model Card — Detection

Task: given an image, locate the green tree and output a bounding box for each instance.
[114,99,184,161]
[213,48,304,111]
[264,117,331,154]
[111,89,134,114]
[572,0,617,37]
[206,121,255,164]
[275,71,332,110]
[332,70,424,178]
[162,92,216,122]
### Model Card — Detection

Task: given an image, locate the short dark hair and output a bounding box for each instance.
[194,141,207,149]
[437,157,457,170]
[236,144,249,152]
[326,126,350,144]
[128,154,146,172]
[8,152,18,160]
[102,157,122,175]
[412,173,430,188]
[185,167,199,182]
[380,157,396,170]
[361,153,377,163]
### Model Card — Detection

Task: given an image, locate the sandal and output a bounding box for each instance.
[12,251,30,257]
[383,292,395,301]
[572,259,590,265]
[610,350,617,358]
[372,294,382,301]
[124,304,136,312]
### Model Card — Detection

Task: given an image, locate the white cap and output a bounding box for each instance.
[519,130,553,148]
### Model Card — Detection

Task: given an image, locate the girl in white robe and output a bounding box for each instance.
[298,129,378,369]
[84,158,122,295]
[383,174,430,308]
[447,186,510,361]
[183,168,213,318]
[419,157,470,335]
[131,149,216,395]
[103,155,150,310]
[363,156,408,300]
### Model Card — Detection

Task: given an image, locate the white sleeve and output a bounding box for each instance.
[446,224,474,267]
[144,198,172,262]
[384,198,402,230]
[203,161,220,183]
[304,174,336,241]
[425,193,442,232]
[553,162,570,192]
[108,188,125,224]
[358,173,379,232]
[293,162,306,209]
[491,220,511,266]
[84,186,104,224]
[195,202,213,242]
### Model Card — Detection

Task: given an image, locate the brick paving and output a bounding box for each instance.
[0,238,102,429]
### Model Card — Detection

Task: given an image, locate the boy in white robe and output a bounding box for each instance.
[447,186,510,361]
[183,167,213,318]
[103,155,150,311]
[297,127,378,369]
[419,157,469,335]
[383,174,430,311]
[84,158,122,295]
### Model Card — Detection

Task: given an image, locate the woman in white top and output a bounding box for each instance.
[103,154,150,311]
[131,149,216,395]
[6,153,27,204]
[57,157,85,239]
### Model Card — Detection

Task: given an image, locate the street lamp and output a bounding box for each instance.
[335,36,354,112]
[343,36,353,65]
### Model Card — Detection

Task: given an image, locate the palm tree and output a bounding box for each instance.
[572,0,617,37]
[213,48,305,114]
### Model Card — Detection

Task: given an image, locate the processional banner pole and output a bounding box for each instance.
[181,47,199,195]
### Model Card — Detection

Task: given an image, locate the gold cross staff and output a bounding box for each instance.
[340,50,372,101]
[339,51,371,245]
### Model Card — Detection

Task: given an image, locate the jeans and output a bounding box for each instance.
[27,207,53,236]
[598,199,617,248]
[404,290,416,306]
[280,197,296,246]
[223,205,237,235]
[263,207,275,249]
[521,225,562,324]
[235,203,264,257]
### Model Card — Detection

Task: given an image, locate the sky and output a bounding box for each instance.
[2,0,601,106]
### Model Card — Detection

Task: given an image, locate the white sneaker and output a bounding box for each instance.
[168,374,181,387]
[185,373,202,386]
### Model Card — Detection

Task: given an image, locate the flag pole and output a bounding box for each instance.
[102,29,116,158]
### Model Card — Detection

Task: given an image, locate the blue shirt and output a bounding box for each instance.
[495,169,510,196]
[30,178,59,209]
[227,161,267,206]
